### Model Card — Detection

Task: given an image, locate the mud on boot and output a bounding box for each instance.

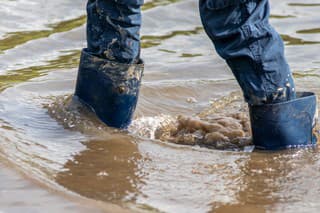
[74,49,144,129]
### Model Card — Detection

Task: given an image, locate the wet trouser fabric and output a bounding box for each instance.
[199,0,296,105]
[86,0,143,64]
[198,0,318,149]
[85,0,296,106]
[75,0,144,128]
[76,0,317,148]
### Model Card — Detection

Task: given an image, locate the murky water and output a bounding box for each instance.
[0,0,319,212]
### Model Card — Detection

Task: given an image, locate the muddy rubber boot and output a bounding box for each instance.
[74,49,144,129]
[249,92,318,150]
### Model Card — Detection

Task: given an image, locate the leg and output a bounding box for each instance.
[199,0,295,105]
[86,0,143,64]
[199,0,317,149]
[74,0,144,129]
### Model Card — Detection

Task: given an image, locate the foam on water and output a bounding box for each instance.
[129,114,176,140]
[129,92,254,151]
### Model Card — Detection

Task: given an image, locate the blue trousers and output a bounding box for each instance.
[86,0,296,105]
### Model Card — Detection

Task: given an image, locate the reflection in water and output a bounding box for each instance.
[141,27,203,48]
[0,50,80,92]
[281,34,320,46]
[288,3,320,7]
[293,71,320,79]
[0,0,183,54]
[297,28,320,34]
[180,53,203,58]
[0,16,86,53]
[270,15,295,19]
[213,149,319,213]
[56,135,145,204]
[142,0,181,10]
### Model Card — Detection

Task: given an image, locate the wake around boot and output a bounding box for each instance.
[249,92,318,150]
[74,49,144,129]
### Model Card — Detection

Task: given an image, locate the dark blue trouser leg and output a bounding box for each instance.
[199,0,317,149]
[86,0,143,63]
[74,0,144,128]
[199,0,296,105]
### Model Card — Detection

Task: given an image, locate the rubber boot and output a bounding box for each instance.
[74,49,144,129]
[249,92,318,150]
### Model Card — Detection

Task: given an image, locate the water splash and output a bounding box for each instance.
[129,114,176,140]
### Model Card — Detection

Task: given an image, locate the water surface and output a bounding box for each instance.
[0,0,319,212]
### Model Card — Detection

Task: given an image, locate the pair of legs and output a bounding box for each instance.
[75,0,317,149]
[85,0,295,104]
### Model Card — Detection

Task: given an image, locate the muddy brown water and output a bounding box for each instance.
[0,0,320,212]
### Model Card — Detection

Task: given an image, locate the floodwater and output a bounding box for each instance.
[0,0,319,212]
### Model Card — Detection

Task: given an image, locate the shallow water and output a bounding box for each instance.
[0,159,111,213]
[0,0,319,212]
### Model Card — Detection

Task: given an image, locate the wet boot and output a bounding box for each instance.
[249,92,318,150]
[74,49,144,129]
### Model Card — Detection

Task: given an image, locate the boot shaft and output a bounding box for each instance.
[75,49,144,129]
[250,92,318,150]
